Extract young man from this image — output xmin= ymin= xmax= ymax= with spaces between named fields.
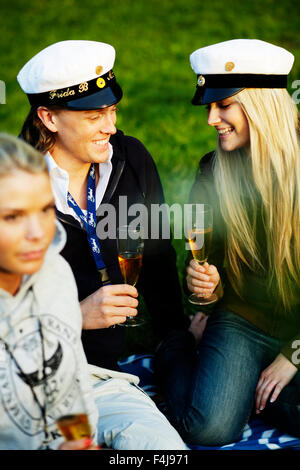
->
xmin=17 ymin=40 xmax=188 ymax=450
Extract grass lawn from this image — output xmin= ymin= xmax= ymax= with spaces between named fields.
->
xmin=0 ymin=0 xmax=299 ymax=354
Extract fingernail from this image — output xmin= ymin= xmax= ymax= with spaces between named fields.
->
xmin=84 ymin=438 xmax=92 ymax=447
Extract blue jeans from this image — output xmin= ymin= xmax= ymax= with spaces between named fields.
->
xmin=154 ymin=310 xmax=300 ymax=446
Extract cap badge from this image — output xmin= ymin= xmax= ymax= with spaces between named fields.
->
xmin=197 ymin=75 xmax=205 ymax=87
xmin=96 ymin=65 xmax=103 ymax=75
xmin=225 ymin=61 xmax=235 ymax=71
xmin=96 ymin=77 xmax=106 ymax=89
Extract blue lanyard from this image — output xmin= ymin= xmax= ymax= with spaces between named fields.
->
xmin=67 ymin=164 xmax=110 ymax=284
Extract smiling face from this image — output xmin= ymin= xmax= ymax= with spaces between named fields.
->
xmin=0 ymin=170 xmax=56 ymax=291
xmin=206 ymin=96 xmax=250 ymax=152
xmin=48 ymin=105 xmax=117 ymax=166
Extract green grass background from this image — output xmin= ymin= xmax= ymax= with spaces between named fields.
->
xmin=0 ymin=0 xmax=299 ymax=354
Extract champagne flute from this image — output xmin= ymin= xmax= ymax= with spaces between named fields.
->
xmin=56 ymin=385 xmax=92 ymax=441
xmin=187 ymin=204 xmax=218 ymax=305
xmin=117 ymin=225 xmax=144 ymax=327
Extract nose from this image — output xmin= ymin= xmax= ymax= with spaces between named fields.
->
xmin=207 ymin=104 xmax=221 ymax=127
xmin=101 ymin=112 xmax=117 ymax=135
xmin=25 ymin=215 xmax=45 ymax=240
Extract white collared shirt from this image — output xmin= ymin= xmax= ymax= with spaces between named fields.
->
xmin=45 ymin=144 xmax=113 ymax=224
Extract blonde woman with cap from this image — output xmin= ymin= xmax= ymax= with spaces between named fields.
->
xmin=17 ymin=40 xmax=188 ymax=450
xmin=155 ymin=39 xmax=300 ymax=446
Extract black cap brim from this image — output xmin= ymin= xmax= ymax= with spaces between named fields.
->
xmin=192 ymin=87 xmax=243 ymax=105
xmin=65 ymin=81 xmax=123 ymax=110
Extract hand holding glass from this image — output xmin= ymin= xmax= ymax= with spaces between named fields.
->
xmin=187 ymin=204 xmax=218 ymax=305
xmin=117 ymin=225 xmax=144 ymax=327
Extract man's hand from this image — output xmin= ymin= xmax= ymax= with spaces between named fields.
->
xmin=80 ymin=284 xmax=138 ymax=329
xmin=255 ymin=353 xmax=298 ymax=414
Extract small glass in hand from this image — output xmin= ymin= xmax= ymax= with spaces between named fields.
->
xmin=56 ymin=385 xmax=92 ymax=442
xmin=117 ymin=225 xmax=144 ymax=327
xmin=187 ymin=204 xmax=218 ymax=306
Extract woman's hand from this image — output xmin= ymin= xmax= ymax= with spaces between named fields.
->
xmin=188 ymin=311 xmax=209 ymax=345
xmin=80 ymin=284 xmax=138 ymax=329
xmin=186 ymin=260 xmax=220 ymax=298
xmin=255 ymin=353 xmax=298 ymax=414
xmin=59 ymin=437 xmax=100 ymax=450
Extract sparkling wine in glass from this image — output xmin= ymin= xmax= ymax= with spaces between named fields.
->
xmin=56 ymin=413 xmax=91 ymax=441
xmin=117 ymin=225 xmax=144 ymax=327
xmin=187 ymin=204 xmax=218 ymax=306
xmin=56 ymin=385 xmax=92 ymax=441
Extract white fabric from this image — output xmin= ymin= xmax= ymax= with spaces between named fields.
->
xmin=17 ymin=40 xmax=115 ymax=94
xmin=88 ymin=363 xmax=140 ymax=385
xmin=45 ymin=149 xmax=113 ymax=223
xmin=190 ymin=39 xmax=294 ymax=75
xmin=88 ymin=364 xmax=188 ymax=450
xmin=91 ymin=376 xmax=189 ymax=450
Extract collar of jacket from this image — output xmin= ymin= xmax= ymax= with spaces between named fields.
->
xmin=108 ymin=129 xmax=147 ymax=200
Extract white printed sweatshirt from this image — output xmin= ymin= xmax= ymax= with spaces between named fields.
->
xmin=0 ymin=221 xmax=98 ymax=450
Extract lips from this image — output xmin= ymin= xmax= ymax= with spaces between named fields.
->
xmin=18 ymin=249 xmax=45 ymax=261
xmin=217 ymin=127 xmax=234 ymax=136
xmin=93 ymin=138 xmax=110 ymax=146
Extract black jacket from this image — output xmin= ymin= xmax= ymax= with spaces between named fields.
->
xmin=56 ymin=129 xmax=187 ymax=370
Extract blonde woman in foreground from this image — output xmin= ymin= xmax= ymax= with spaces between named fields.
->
xmin=155 ymin=39 xmax=300 ymax=446
xmin=0 ymin=133 xmax=99 ymax=450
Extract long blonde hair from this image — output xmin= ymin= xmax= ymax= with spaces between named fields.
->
xmin=213 ymin=88 xmax=300 ymax=310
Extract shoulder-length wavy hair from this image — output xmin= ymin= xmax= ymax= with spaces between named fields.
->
xmin=213 ymin=88 xmax=300 ymax=311
xmin=20 ymin=106 xmax=62 ymax=153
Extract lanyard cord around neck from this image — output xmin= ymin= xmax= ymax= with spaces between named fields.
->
xmin=67 ymin=164 xmax=111 ymax=286
xmin=0 ymin=317 xmax=51 ymax=445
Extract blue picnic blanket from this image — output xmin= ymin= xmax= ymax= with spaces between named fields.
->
xmin=119 ymin=354 xmax=300 ymax=450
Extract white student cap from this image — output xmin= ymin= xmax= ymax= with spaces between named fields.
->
xmin=189 ymin=39 xmax=294 ymax=105
xmin=17 ymin=40 xmax=123 ymax=109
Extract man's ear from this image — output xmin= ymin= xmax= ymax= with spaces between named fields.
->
xmin=37 ymin=106 xmax=58 ymax=133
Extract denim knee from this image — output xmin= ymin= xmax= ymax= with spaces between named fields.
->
xmin=174 ymin=409 xmax=245 ymax=447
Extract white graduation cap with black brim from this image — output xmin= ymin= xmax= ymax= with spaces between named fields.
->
xmin=17 ymin=40 xmax=123 ymax=110
xmin=190 ymin=39 xmax=294 ymax=105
